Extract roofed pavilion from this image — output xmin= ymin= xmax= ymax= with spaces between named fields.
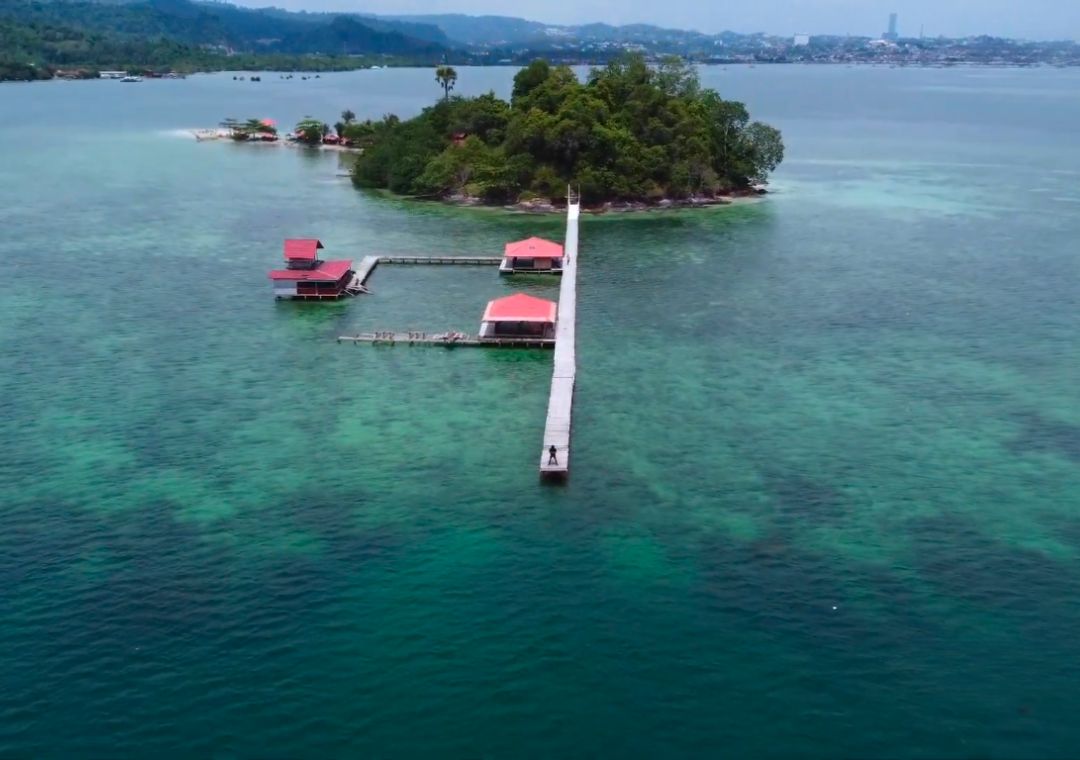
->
xmin=499 ymin=236 xmax=564 ymax=275
xmin=479 ymin=293 xmax=557 ymax=339
xmin=268 ymin=239 xmax=358 ymax=300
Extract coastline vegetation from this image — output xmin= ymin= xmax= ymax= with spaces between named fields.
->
xmin=350 ymin=55 xmax=784 ymax=207
xmin=0 ymin=14 xmax=444 ymax=82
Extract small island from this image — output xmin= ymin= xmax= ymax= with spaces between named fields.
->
xmin=351 ymin=55 xmax=785 ymax=210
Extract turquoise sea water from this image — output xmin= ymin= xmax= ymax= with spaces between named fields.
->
xmin=1 ymin=66 xmax=1079 ymax=757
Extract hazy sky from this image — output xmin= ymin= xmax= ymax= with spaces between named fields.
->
xmin=232 ymin=0 xmax=1080 ymax=40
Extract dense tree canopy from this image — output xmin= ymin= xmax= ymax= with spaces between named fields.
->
xmin=352 ymin=55 xmax=784 ymax=206
xmin=0 ymin=14 xmax=435 ymax=80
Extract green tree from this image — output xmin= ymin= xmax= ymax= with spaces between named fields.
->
xmin=743 ymin=122 xmax=785 ymax=183
xmin=341 ymin=109 xmax=356 ymax=124
xmin=654 ymin=56 xmax=700 ymax=99
xmin=449 ymin=92 xmax=511 ymax=145
xmin=294 ymin=117 xmax=326 ymax=145
xmin=245 ymin=117 xmax=275 ymax=135
xmin=517 ymin=65 xmax=578 ymax=114
xmin=416 ymin=136 xmax=501 ymax=197
xmin=353 ymin=113 xmax=442 ymax=193
xmin=435 ymin=65 xmax=456 ymax=101
xmin=342 ymin=119 xmax=377 ymax=148
xmin=511 ymin=59 xmax=551 ymax=105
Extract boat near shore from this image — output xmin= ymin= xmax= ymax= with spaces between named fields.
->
xmin=192 ymin=128 xmax=226 ymax=141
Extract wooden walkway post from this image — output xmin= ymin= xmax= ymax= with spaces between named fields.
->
xmin=539 ymin=196 xmax=580 ymax=479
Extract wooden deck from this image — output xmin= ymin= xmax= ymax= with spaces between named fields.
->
xmin=353 ymin=255 xmax=380 ymax=287
xmin=539 ymin=201 xmax=580 ymax=480
xmin=338 ymin=332 xmax=554 ymax=348
xmin=349 ymin=255 xmax=500 ymax=293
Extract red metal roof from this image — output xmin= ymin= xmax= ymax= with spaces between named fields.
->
xmin=268 ymin=259 xmax=353 ymax=282
xmin=504 ymin=237 xmax=564 ymax=259
xmin=482 ymin=293 xmax=557 ymax=323
xmin=284 ymin=239 xmax=324 ymax=261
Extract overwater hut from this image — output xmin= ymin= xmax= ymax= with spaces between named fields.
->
xmin=479 ymin=293 xmax=557 ymax=339
xmin=499 ymin=237 xmax=564 ymax=275
xmin=268 ymin=239 xmax=358 ymax=300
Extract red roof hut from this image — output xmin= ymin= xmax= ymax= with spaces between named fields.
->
xmin=479 ymin=293 xmax=557 ymax=340
xmin=500 ymin=237 xmax=564 ymax=275
xmin=268 ymin=239 xmax=357 ymax=300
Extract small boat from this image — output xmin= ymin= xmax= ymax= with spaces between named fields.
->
xmin=120 ymin=75 xmax=143 ymax=83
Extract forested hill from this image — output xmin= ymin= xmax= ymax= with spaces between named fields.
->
xmin=0 ymin=0 xmax=450 ymax=61
xmin=351 ymin=55 xmax=785 ymax=208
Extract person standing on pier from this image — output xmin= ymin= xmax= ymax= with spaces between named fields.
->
xmin=548 ymin=445 xmax=558 ymax=465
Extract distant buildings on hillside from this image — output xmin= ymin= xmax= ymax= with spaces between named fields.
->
xmin=463 ymin=14 xmax=1080 ymax=69
xmin=883 ymin=13 xmax=899 ymax=42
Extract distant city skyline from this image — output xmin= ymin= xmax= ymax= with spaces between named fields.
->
xmin=228 ymin=0 xmax=1080 ymax=41
xmin=883 ymin=12 xmax=900 ymax=41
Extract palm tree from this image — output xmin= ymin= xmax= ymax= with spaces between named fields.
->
xmin=245 ymin=118 xmax=275 ymax=135
xmin=341 ymin=109 xmax=356 ymax=125
xmin=435 ymin=65 xmax=457 ymax=101
xmin=220 ymin=117 xmax=247 ymax=141
xmin=294 ymin=117 xmax=326 ymax=145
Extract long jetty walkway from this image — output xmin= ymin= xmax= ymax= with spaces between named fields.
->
xmin=378 ymin=256 xmax=501 ymax=266
xmin=539 ymin=200 xmax=580 ymax=479
xmin=338 ymin=332 xmax=554 ymax=348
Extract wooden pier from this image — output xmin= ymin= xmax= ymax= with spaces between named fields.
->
xmin=353 ymin=255 xmax=380 ymax=288
xmin=378 ymin=256 xmax=501 ymax=265
xmin=337 ymin=332 xmax=553 ymax=348
xmin=339 ymin=210 xmax=581 ymax=480
xmin=349 ymin=255 xmax=501 ymax=293
xmin=539 ymin=199 xmax=580 ymax=480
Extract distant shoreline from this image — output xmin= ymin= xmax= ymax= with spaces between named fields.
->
xmin=5 ymin=59 xmax=1078 ymax=85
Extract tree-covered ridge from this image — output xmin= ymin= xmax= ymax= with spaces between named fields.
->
xmin=0 ymin=0 xmax=452 ymax=77
xmin=0 ymin=0 xmax=450 ymax=55
xmin=351 ymin=56 xmax=784 ymax=206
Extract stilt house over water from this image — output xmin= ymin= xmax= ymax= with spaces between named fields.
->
xmin=480 ymin=293 xmax=557 ymax=339
xmin=268 ymin=239 xmax=358 ymax=300
xmin=499 ymin=237 xmax=564 ymax=275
